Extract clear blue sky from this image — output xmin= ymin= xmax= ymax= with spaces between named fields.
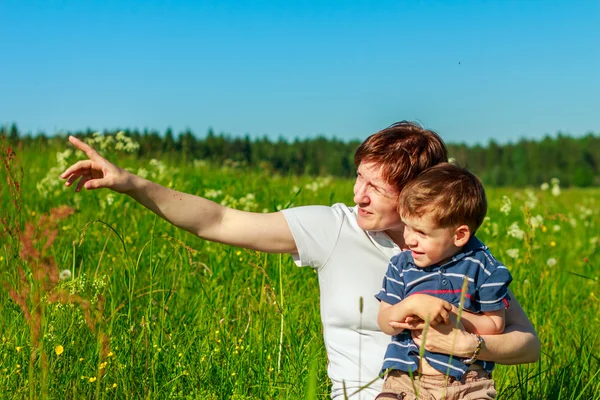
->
xmin=1 ymin=0 xmax=598 ymax=145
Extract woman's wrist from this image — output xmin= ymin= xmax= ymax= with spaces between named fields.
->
xmin=462 ymin=333 xmax=484 ymax=364
xmin=455 ymin=329 xmax=480 ymax=358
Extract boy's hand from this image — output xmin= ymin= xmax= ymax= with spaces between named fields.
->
xmin=388 ymin=295 xmax=452 ymax=329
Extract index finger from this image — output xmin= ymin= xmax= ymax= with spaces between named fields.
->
xmin=69 ymin=136 xmax=101 ymax=160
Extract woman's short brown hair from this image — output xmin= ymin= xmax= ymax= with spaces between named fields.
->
xmin=354 ymin=121 xmax=448 ymax=193
xmin=398 ymin=163 xmax=487 ymax=233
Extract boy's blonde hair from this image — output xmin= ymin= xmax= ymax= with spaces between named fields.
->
xmin=398 ymin=163 xmax=487 ymax=233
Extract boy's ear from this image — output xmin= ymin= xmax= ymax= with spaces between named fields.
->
xmin=453 ymin=225 xmax=471 ymax=247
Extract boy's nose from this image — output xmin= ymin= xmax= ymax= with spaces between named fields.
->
xmin=404 ymin=232 xmax=417 ymax=247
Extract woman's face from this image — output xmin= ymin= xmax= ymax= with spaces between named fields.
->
xmin=353 ymin=162 xmax=404 ymax=240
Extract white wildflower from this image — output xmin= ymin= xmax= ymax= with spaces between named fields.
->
xmin=524 ymin=189 xmax=538 ymax=209
xmin=540 ymin=182 xmax=549 ymax=191
xmin=578 ymin=206 xmax=593 ymax=220
xmin=305 ymin=182 xmax=319 ymax=192
xmin=506 ymin=248 xmax=520 ymax=259
xmin=220 ymin=194 xmax=238 ymax=208
xmin=106 ymin=193 xmax=115 ymax=206
xmin=205 ymin=189 xmax=223 ymax=199
xmin=56 ymin=149 xmax=73 ymax=165
xmin=507 ymin=222 xmax=525 ymax=240
xmin=500 ymin=196 xmax=511 ymax=215
xmin=546 ymin=258 xmax=557 ymax=268
xmin=529 ymin=215 xmax=543 ymax=229
xmin=551 ymin=178 xmax=561 ymax=197
xmin=553 ymin=225 xmax=561 ymax=232
xmin=305 ymin=176 xmax=333 ymax=192
xmin=137 ymin=168 xmax=149 ymax=179
xmin=149 ymin=159 xmax=168 ymax=180
xmin=239 ymin=193 xmax=257 ymax=211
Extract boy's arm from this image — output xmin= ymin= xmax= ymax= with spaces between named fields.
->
xmin=379 ymin=295 xmax=453 ymax=335
xmin=456 ymin=308 xmax=505 ymax=335
xmin=378 ymin=301 xmax=406 ymax=336
xmin=60 ymin=136 xmax=297 ymax=253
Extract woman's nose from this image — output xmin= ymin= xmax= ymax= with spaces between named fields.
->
xmin=353 ymin=182 xmax=369 ymax=204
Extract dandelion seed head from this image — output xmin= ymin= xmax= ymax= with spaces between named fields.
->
xmin=59 ymin=269 xmax=72 ymax=280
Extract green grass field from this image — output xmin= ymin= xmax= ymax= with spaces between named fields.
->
xmin=1 ymin=139 xmax=599 ymax=399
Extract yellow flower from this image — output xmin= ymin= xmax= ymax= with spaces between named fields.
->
xmin=107 ymin=351 xmax=114 ymax=357
xmin=89 ymin=377 xmax=97 ymax=383
xmin=79 ymin=357 xmax=84 ymax=361
xmin=99 ymin=362 xmax=107 ymax=369
xmin=541 ymin=225 xmax=547 ymax=232
xmin=112 ymin=383 xmax=117 ymax=388
xmin=16 ymin=346 xmax=22 ymax=352
xmin=55 ymin=345 xmax=64 ymax=356
xmin=550 ymin=241 xmax=556 ymax=247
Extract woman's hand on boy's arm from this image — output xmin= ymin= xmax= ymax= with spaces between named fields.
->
xmin=412 ymin=289 xmax=540 ymax=364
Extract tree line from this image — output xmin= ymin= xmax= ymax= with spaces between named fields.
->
xmin=2 ymin=123 xmax=598 ymax=187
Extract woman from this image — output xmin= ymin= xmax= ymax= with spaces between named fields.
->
xmin=61 ymin=121 xmax=539 ymax=399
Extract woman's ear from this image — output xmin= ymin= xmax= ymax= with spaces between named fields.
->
xmin=453 ymin=225 xmax=471 ymax=247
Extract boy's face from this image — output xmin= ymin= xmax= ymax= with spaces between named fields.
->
xmin=402 ymin=213 xmax=466 ymax=267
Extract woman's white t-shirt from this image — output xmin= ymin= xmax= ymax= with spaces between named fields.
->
xmin=282 ymin=203 xmax=401 ymax=399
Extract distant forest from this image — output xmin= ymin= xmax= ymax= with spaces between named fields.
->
xmin=3 ymin=123 xmax=599 ymax=187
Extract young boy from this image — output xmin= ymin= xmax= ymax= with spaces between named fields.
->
xmin=375 ymin=162 xmax=512 ymax=400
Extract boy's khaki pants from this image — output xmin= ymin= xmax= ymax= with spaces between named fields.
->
xmin=376 ymin=368 xmax=496 ymax=400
